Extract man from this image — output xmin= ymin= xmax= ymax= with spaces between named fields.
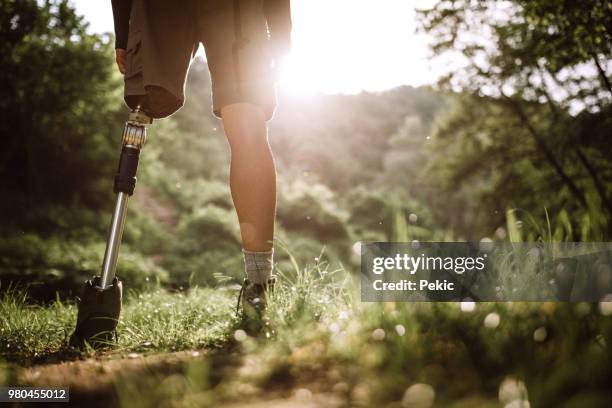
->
xmin=111 ymin=0 xmax=291 ymax=318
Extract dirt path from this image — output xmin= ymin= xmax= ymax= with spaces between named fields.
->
xmin=11 ymin=350 xmax=347 ymax=407
xmin=17 ymin=350 xmax=203 ymax=392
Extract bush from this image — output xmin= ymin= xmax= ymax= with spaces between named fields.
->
xmin=277 ymin=180 xmax=349 ymax=242
xmin=0 ymin=234 xmax=168 ymax=301
xmin=160 ymin=205 xmax=242 ymax=286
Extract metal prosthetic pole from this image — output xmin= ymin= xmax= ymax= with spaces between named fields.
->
xmin=69 ymin=107 xmax=152 ymax=349
xmin=99 ymin=107 xmax=151 ymax=289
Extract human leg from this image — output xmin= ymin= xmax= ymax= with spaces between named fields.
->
xmin=198 ymin=1 xmax=278 ymax=283
xmin=221 ymin=103 xmax=276 ymax=255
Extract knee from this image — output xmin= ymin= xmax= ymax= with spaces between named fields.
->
xmin=222 ymin=103 xmax=269 ymax=150
xmin=227 ymin=130 xmax=270 ymax=158
xmin=224 ymin=120 xmax=270 ymax=153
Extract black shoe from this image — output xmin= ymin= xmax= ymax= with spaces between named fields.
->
xmin=236 ymin=277 xmax=275 ymax=333
xmin=69 ymin=277 xmax=122 ymax=350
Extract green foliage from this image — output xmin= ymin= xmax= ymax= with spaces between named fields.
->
xmin=162 ymin=205 xmax=243 ymax=287
xmin=505 ymin=209 xmax=523 ymax=242
xmin=417 ymin=0 xmax=611 ymax=109
xmin=0 ymin=0 xmax=124 ymax=219
xmin=417 ymin=0 xmax=612 ymax=238
xmin=0 ymin=234 xmax=168 ymax=300
xmin=345 ymin=186 xmax=435 ymax=242
xmin=277 ymin=179 xmax=349 ymax=242
xmin=271 ymin=86 xmax=444 ymax=191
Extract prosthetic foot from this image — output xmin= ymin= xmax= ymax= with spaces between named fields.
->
xmin=69 ymin=277 xmax=122 ymax=349
xmin=69 ymin=107 xmax=152 ymax=349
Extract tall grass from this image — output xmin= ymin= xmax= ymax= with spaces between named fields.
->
xmin=0 ymin=289 xmax=73 ymax=361
xmin=0 ymin=286 xmax=236 ymax=362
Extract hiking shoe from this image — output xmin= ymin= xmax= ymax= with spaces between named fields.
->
xmin=69 ymin=277 xmax=122 ymax=349
xmin=236 ymin=277 xmax=276 ymax=320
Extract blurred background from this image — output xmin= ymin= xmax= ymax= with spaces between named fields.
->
xmin=1 ymin=0 xmax=611 ymax=301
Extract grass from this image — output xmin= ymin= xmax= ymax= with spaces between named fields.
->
xmin=1 ymin=250 xmax=612 ymax=407
xmin=0 ymin=287 xmax=236 ymax=363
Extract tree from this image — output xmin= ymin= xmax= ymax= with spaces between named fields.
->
xmin=0 ymin=0 xmax=124 ymax=229
xmin=417 ymin=0 xmax=612 ymax=235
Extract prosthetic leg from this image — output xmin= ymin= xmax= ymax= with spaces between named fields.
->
xmin=69 ymin=106 xmax=152 ymax=349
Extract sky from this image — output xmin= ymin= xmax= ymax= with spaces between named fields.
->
xmin=71 ymin=0 xmax=439 ymax=95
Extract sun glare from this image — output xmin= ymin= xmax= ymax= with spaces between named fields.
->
xmin=277 ymin=54 xmax=319 ymax=96
xmin=276 ymin=0 xmax=438 ymax=95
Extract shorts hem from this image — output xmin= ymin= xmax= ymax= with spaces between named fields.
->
xmin=212 ymin=83 xmax=277 ymax=121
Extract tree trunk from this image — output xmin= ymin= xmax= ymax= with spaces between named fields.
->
xmin=501 ymin=95 xmax=587 ymax=209
xmin=575 ymin=148 xmax=612 ymax=218
xmin=537 ymin=75 xmax=612 ymax=219
xmin=592 ymin=54 xmax=612 ymax=96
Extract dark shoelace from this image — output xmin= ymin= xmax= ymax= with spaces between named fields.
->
xmin=236 ymin=279 xmax=249 ymax=316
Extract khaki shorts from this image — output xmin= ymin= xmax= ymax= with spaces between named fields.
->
xmin=124 ymin=0 xmax=277 ymax=120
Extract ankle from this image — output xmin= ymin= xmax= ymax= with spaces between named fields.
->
xmin=243 ymin=248 xmax=273 ymax=284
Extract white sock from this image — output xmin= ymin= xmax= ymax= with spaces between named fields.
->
xmin=243 ymin=249 xmax=273 ymax=284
